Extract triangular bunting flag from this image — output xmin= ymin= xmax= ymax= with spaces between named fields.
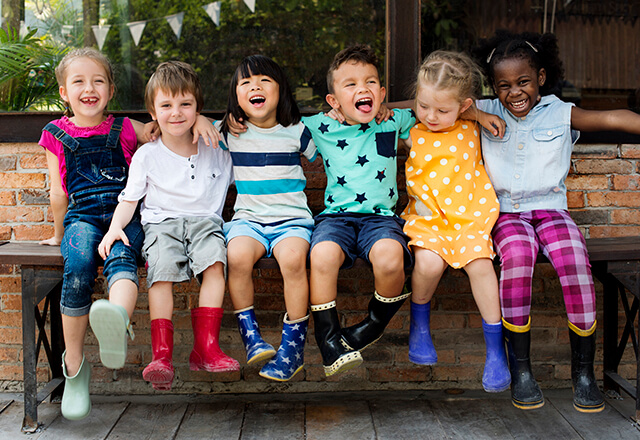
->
xmin=243 ymin=0 xmax=256 ymax=13
xmin=165 ymin=12 xmax=185 ymax=40
xmin=91 ymin=24 xmax=111 ymax=50
xmin=203 ymin=2 xmax=222 ymax=26
xmin=127 ymin=20 xmax=147 ymax=46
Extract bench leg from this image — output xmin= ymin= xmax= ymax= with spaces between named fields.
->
xmin=21 ymin=268 xmax=40 ymax=433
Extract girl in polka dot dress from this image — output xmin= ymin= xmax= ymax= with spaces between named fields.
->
xmin=401 ymin=51 xmax=511 ymax=393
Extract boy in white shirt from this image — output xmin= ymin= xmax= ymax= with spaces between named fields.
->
xmin=99 ymin=61 xmax=237 ymax=391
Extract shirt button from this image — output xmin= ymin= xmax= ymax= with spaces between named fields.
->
xmin=518 ymin=144 xmax=524 ymax=150
xmin=515 ymin=174 xmax=520 ymax=179
xmin=514 ymin=203 xmax=520 ymax=209
xmin=547 ymin=130 xmax=553 ymax=136
xmin=191 ymin=175 xmax=195 ymax=179
xmin=191 ymin=164 xmax=194 ymax=168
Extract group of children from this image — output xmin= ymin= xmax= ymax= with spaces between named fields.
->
xmin=39 ymin=29 xmax=640 ymax=421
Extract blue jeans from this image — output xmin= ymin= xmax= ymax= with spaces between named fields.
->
xmin=60 ymin=191 xmax=143 ymax=317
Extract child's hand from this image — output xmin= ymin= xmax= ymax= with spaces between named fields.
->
xmin=478 ymin=112 xmax=506 ymax=138
xmin=192 ymin=115 xmax=221 ymax=147
xmin=226 ymin=114 xmax=247 ymax=137
xmin=143 ymin=121 xmax=160 ymax=143
xmin=39 ymin=236 xmax=61 ymax=246
xmin=375 ymin=105 xmax=394 ymax=123
xmin=98 ymin=229 xmax=129 ymax=260
xmin=325 ymin=108 xmax=346 ymax=123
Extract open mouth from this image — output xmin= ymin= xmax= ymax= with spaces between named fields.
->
xmin=80 ymin=97 xmax=98 ymax=104
xmin=355 ymin=97 xmax=373 ymax=113
xmin=509 ymin=98 xmax=529 ymax=113
xmin=249 ymin=95 xmax=266 ymax=106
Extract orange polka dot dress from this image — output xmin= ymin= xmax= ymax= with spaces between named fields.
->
xmin=401 ymin=120 xmax=499 ymax=268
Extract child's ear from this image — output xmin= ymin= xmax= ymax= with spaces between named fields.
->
xmin=326 ymin=93 xmax=340 ymax=110
xmin=109 ymin=84 xmax=115 ymax=100
xmin=459 ymin=98 xmax=474 ymax=115
xmin=538 ymin=68 xmax=546 ymax=86
xmin=380 ymin=86 xmax=386 ymax=102
xmin=59 ymin=85 xmax=68 ymax=102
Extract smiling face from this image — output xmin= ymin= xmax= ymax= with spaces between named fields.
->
xmin=326 ymin=61 xmax=386 ymax=125
xmin=235 ymin=74 xmax=280 ymax=128
xmin=493 ymin=57 xmax=546 ymax=118
xmin=415 ymin=84 xmax=472 ymax=132
xmin=151 ymin=89 xmax=197 ymax=144
xmin=59 ymin=57 xmax=114 ymax=127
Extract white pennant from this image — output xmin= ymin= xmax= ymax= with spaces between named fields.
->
xmin=243 ymin=0 xmax=256 ymax=13
xmin=203 ymin=2 xmax=222 ymax=26
xmin=91 ymin=25 xmax=111 ymax=50
xmin=165 ymin=12 xmax=184 ymax=40
xmin=127 ymin=20 xmax=147 ymax=46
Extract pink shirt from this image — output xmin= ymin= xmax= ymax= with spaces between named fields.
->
xmin=39 ymin=115 xmax=138 ymax=195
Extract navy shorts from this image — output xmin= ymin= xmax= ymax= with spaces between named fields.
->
xmin=310 ymin=213 xmax=413 ymax=269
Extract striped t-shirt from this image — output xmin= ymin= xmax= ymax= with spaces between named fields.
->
xmin=218 ymin=121 xmax=317 ymax=224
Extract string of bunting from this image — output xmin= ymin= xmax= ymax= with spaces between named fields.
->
xmin=87 ymin=0 xmax=255 ymax=50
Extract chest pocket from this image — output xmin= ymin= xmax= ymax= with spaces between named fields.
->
xmin=533 ymin=126 xmax=564 ymax=152
xmin=481 ymin=126 xmax=511 ymax=153
xmin=71 ymin=141 xmax=121 ymax=184
xmin=375 ymin=131 xmax=397 ymax=158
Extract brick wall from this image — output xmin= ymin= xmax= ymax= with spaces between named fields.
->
xmin=0 ymin=140 xmax=637 ymax=395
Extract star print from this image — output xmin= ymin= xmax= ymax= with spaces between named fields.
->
xmin=338 ymin=207 xmax=346 ymax=213
xmin=373 ymin=207 xmax=381 ymax=214
xmin=291 ymin=324 xmax=300 ymax=331
xmin=356 ymin=155 xmax=369 ymax=167
xmin=319 ymin=122 xmax=329 ymax=133
xmin=245 ymin=329 xmax=255 ymax=337
xmin=287 ymin=340 xmax=298 ymax=347
xmin=410 ymin=109 xmax=416 ymax=118
xmin=295 ymin=352 xmax=302 ymax=360
xmin=359 ymin=123 xmax=370 ymax=132
xmin=375 ymin=170 xmax=386 ymax=182
xmin=327 ymin=194 xmax=334 ymax=204
xmin=337 ymin=176 xmax=347 ymax=186
xmin=282 ymin=356 xmax=291 ymax=364
xmin=355 ymin=193 xmax=367 ymax=204
xmin=337 ymin=139 xmax=348 ymax=150
xmin=325 ymin=158 xmax=330 ymax=168
xmin=388 ymin=115 xmax=396 ymax=123
xmin=389 ymin=188 xmax=395 ymax=198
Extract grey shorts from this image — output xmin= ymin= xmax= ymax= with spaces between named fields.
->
xmin=143 ymin=216 xmax=227 ymax=287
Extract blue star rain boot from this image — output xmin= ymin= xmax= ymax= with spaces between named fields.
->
xmin=235 ymin=306 xmax=276 ymax=365
xmin=260 ymin=313 xmax=309 ymax=381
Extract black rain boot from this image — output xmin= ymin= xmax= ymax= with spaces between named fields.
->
xmin=503 ymin=318 xmax=544 ymax=410
xmin=569 ymin=321 xmax=605 ymax=413
xmin=311 ymin=301 xmax=363 ymax=376
xmin=341 ymin=290 xmax=411 ymax=351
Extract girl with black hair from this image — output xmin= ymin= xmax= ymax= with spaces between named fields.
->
xmin=219 ymin=55 xmax=317 ymax=381
xmin=474 ymin=30 xmax=640 ymax=413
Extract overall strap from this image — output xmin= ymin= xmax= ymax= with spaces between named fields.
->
xmin=43 ymin=122 xmax=80 ymax=151
xmin=106 ymin=117 xmax=125 ymax=148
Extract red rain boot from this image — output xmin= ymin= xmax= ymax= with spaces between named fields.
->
xmin=142 ymin=319 xmax=175 ymax=390
xmin=189 ymin=307 xmax=240 ymax=373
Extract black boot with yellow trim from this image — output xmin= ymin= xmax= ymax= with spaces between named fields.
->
xmin=503 ymin=317 xmax=544 ymax=410
xmin=569 ymin=320 xmax=605 ymax=413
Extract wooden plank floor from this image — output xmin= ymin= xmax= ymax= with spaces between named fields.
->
xmin=1 ymin=389 xmax=639 ymax=439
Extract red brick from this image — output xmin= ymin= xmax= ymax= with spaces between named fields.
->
xmin=19 ymin=154 xmax=47 ymax=169
xmin=586 ymin=191 xmax=640 ymax=208
xmin=1 ymin=143 xmax=41 ymax=154
xmin=621 ymin=144 xmax=640 ymax=158
xmin=368 ymin=365 xmax=431 ymax=382
xmin=567 ymin=191 xmax=585 ymax=208
xmin=0 ymin=277 xmax=21 ymax=294
xmin=0 ymin=206 xmax=44 ymax=222
xmin=574 ymin=159 xmax=633 ymax=175
xmin=0 ymin=225 xmax=11 ymax=240
xmin=0 ymin=191 xmax=16 ymax=206
xmin=1 ymin=293 xmax=21 ymax=311
xmin=589 ymin=225 xmax=640 ymax=238
xmin=0 ymin=347 xmax=19 ymax=362
xmin=565 ymin=175 xmax=609 ymax=190
xmin=13 ymin=224 xmax=53 ymax=241
xmin=0 ymin=172 xmax=46 ymax=189
xmin=610 ymin=209 xmax=640 ymax=224
xmin=0 ymin=310 xmax=22 ymax=326
xmin=612 ymin=175 xmax=640 ymax=191
xmin=572 ymin=144 xmax=618 ymax=159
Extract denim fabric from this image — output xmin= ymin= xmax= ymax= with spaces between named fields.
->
xmin=44 ymin=119 xmax=143 ymax=317
xmin=477 ymin=95 xmax=579 ymax=213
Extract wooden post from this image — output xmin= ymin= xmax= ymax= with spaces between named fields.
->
xmin=386 ymin=0 xmax=421 ymax=102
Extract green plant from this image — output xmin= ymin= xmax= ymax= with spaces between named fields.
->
xmin=0 ymin=27 xmax=68 ymax=111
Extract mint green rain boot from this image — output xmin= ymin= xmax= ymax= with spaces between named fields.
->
xmin=61 ymin=351 xmax=91 ymax=420
xmin=89 ymin=299 xmax=134 ymax=369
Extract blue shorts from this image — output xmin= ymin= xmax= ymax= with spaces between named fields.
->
xmin=223 ymin=218 xmax=314 ymax=257
xmin=311 ymin=213 xmax=412 ymax=269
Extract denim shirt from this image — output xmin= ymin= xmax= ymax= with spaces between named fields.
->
xmin=477 ymin=95 xmax=579 ymax=213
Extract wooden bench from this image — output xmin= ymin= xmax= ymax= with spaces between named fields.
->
xmin=1 ymin=236 xmax=639 ymax=432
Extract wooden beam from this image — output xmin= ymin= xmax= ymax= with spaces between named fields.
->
xmin=385 ymin=0 xmax=421 ymax=102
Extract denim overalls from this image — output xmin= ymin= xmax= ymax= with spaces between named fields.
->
xmin=44 ymin=118 xmax=143 ymax=317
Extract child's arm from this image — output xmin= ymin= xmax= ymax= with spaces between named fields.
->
xmin=130 ymin=119 xmax=158 ymax=145
xmin=40 ymin=150 xmax=68 ymax=246
xmin=192 ymin=114 xmax=222 ymax=146
xmin=460 ymin=104 xmax=505 ymax=138
xmin=97 ymin=200 xmax=138 ymax=259
xmin=571 ymin=107 xmax=640 ymax=134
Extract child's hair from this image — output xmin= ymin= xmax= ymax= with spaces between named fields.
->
xmin=55 ymin=47 xmax=115 ymax=117
xmin=144 ymin=60 xmax=204 ymax=114
xmin=415 ymin=50 xmax=483 ymax=103
xmin=474 ymin=29 xmax=564 ymax=96
xmin=326 ymin=44 xmax=379 ymax=94
xmin=221 ymin=55 xmax=300 ymax=133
